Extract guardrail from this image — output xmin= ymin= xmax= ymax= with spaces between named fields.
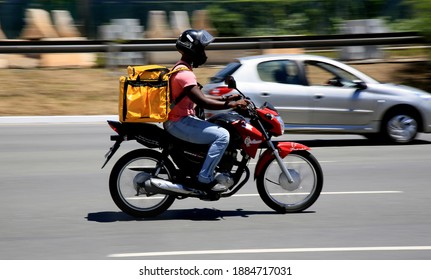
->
xmin=0 ymin=32 xmax=425 ymax=54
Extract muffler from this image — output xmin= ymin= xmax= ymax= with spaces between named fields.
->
xmin=145 ymin=178 xmax=196 ymax=195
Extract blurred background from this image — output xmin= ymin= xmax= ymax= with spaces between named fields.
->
xmin=1 ymin=2 xmax=431 ymax=263
xmin=0 ymin=0 xmax=430 ymax=115
xmin=1 ymin=0 xmax=430 ymax=39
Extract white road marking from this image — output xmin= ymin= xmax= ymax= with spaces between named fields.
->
xmin=321 ymin=190 xmax=403 ymax=195
xmin=108 ymin=245 xmax=431 ymax=258
xmin=110 ymin=190 xmax=406 ymax=258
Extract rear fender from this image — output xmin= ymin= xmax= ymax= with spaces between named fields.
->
xmin=108 ymin=121 xmax=167 ymax=148
xmin=254 ymin=142 xmax=310 ymax=180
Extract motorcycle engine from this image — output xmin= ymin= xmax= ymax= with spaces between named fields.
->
xmin=218 ymin=149 xmax=237 ymax=172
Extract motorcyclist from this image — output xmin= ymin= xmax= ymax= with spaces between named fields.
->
xmin=164 ymin=29 xmax=249 ymax=192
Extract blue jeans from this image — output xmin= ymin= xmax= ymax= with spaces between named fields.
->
xmin=164 ymin=116 xmax=230 ymax=184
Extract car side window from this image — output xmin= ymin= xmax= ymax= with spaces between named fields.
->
xmin=304 ymin=60 xmax=359 ymax=87
xmin=257 ymin=60 xmax=301 ymax=85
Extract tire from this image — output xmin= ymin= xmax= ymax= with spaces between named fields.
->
xmin=381 ymin=110 xmax=419 ymax=144
xmin=109 ymin=149 xmax=176 ymax=218
xmin=257 ymin=150 xmax=323 ymax=213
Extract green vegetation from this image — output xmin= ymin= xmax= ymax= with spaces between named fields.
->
xmin=409 ymin=0 xmax=431 ymax=40
xmin=206 ymin=0 xmax=414 ymax=36
xmin=1 ymin=0 xmax=430 ymax=39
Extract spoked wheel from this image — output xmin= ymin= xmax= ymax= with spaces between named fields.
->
xmin=257 ymin=150 xmax=323 ymax=213
xmin=109 ymin=149 xmax=176 ymax=218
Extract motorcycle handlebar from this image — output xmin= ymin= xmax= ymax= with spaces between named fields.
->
xmin=231 ymin=97 xmax=257 ymax=118
xmin=225 ymin=75 xmax=259 ymax=115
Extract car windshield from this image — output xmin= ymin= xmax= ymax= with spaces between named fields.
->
xmin=210 ymin=62 xmax=242 ymax=83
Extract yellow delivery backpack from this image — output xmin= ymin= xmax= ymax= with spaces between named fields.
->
xmin=119 ymin=65 xmax=189 ymax=123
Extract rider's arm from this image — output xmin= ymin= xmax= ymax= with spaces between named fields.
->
xmin=186 ymin=85 xmax=247 ymax=110
xmin=207 ymin=94 xmax=224 ymax=101
xmin=207 ymin=93 xmax=241 ymax=102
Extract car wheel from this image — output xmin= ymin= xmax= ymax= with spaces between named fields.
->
xmin=382 ymin=111 xmax=418 ymax=144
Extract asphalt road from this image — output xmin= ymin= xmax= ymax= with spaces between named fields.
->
xmin=1 ymin=121 xmax=431 ymax=260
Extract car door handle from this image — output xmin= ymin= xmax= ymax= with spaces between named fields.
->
xmin=261 ymin=92 xmax=270 ymax=97
xmin=314 ymin=93 xmax=324 ymax=99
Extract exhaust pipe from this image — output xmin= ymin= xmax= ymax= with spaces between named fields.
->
xmin=146 ymin=178 xmax=196 ymax=195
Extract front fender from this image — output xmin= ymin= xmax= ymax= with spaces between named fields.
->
xmin=254 ymin=142 xmax=310 ymax=180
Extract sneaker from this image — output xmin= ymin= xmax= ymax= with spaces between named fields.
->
xmin=215 ymin=172 xmax=234 ymax=188
xmin=210 ymin=183 xmax=229 ymax=192
xmin=194 ymin=180 xmax=227 ymax=193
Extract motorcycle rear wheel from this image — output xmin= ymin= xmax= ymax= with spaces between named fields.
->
xmin=257 ymin=150 xmax=323 ymax=213
xmin=109 ymin=149 xmax=176 ymax=218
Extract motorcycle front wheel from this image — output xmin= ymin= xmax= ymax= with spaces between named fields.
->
xmin=257 ymin=150 xmax=323 ymax=213
xmin=109 ymin=149 xmax=176 ymax=218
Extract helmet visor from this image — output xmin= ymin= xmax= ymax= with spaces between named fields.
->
xmin=198 ymin=30 xmax=215 ymax=47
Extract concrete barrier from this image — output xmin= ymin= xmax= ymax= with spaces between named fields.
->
xmin=20 ymin=9 xmax=58 ymax=39
xmin=52 ymin=10 xmax=81 ymax=37
xmin=0 ymin=22 xmax=7 ymax=68
xmin=192 ymin=10 xmax=217 ymax=36
xmin=0 ymin=22 xmax=6 ymax=40
xmin=16 ymin=9 xmax=97 ymax=68
xmin=146 ymin=11 xmax=173 ymax=38
xmin=98 ymin=18 xmax=146 ymax=66
xmin=146 ymin=11 xmax=177 ymax=64
xmin=40 ymin=10 xmax=97 ymax=68
xmin=39 ymin=38 xmax=97 ymax=68
xmin=1 ymin=53 xmax=39 ymax=68
xmin=0 ymin=56 xmax=7 ymax=68
xmin=339 ymin=19 xmax=388 ymax=60
xmin=170 ymin=11 xmax=191 ymax=36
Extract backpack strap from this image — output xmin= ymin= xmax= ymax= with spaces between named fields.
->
xmin=168 ymin=64 xmax=192 ymax=110
xmin=170 ymin=87 xmax=189 ymax=109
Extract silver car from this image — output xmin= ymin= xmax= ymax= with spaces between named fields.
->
xmin=202 ymin=54 xmax=431 ymax=144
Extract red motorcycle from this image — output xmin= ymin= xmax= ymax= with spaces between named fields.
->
xmin=102 ymin=76 xmax=323 ymax=218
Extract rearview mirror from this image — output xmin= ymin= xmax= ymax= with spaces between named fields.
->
xmin=225 ymin=76 xmax=237 ymax=89
xmin=353 ymin=80 xmax=367 ymax=90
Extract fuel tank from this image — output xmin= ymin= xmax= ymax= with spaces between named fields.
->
xmin=208 ymin=112 xmax=264 ymax=158
xmin=207 ymin=112 xmax=245 ymax=145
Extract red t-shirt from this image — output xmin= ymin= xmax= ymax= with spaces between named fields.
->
xmin=168 ymin=62 xmax=197 ymax=121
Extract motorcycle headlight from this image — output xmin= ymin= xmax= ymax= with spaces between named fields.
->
xmin=275 ymin=115 xmax=285 ymax=136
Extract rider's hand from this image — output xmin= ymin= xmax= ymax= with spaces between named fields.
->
xmin=222 ymin=93 xmax=242 ymax=102
xmin=231 ymin=98 xmax=250 ymax=109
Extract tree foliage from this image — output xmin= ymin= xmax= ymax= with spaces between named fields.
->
xmin=408 ymin=0 xmax=431 ymax=39
xmin=1 ymin=0 xmax=430 ymax=40
xmin=207 ymin=0 xmax=419 ymax=36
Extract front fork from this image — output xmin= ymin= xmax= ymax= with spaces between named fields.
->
xmin=254 ymin=141 xmax=311 ymax=180
xmin=266 ymin=141 xmax=295 ymax=183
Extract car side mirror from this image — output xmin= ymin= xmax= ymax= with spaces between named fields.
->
xmin=328 ymin=78 xmax=343 ymax=87
xmin=353 ymin=80 xmax=367 ymax=90
xmin=225 ymin=76 xmax=237 ymax=89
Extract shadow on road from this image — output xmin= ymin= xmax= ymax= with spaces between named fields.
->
xmin=86 ymin=208 xmax=313 ymax=222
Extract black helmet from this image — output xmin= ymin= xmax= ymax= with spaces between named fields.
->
xmin=176 ymin=29 xmax=214 ymax=68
